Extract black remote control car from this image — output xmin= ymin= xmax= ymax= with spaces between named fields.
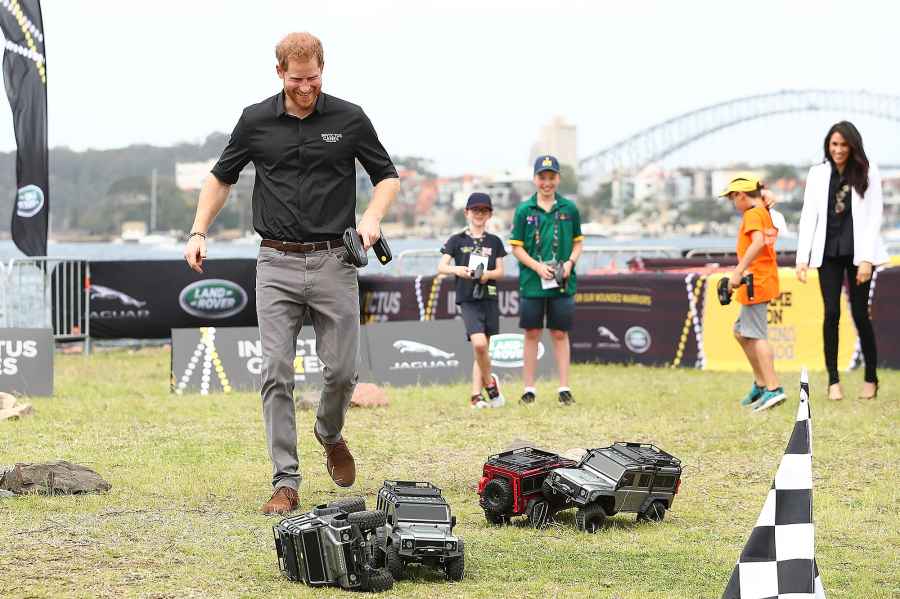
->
xmin=542 ymin=442 xmax=682 ymax=533
xmin=374 ymin=480 xmax=465 ymax=582
xmin=273 ymin=497 xmax=394 ymax=592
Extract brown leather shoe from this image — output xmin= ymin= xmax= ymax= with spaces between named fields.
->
xmin=261 ymin=486 xmax=299 ymax=515
xmin=314 ymin=428 xmax=356 ymax=488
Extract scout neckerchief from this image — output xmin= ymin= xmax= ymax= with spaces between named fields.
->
xmin=466 ymin=228 xmax=486 ymax=257
xmin=530 ymin=197 xmax=561 ymax=262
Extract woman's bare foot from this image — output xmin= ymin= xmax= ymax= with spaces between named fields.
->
xmin=828 ymin=383 xmax=844 ymax=401
xmin=858 ymin=381 xmax=878 ymax=400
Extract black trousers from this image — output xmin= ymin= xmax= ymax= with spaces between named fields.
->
xmin=817 ymin=255 xmax=878 ymax=385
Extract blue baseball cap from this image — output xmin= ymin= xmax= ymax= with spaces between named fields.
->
xmin=465 ymin=192 xmax=493 ymax=210
xmin=534 ymin=155 xmax=560 ymax=175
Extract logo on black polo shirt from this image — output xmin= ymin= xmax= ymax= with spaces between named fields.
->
xmin=321 ymin=133 xmax=343 ymax=143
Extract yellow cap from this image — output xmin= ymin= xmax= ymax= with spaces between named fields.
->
xmin=719 ymin=173 xmax=761 ymax=197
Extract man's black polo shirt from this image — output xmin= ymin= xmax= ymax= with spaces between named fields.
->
xmin=212 ymin=92 xmax=398 ymax=242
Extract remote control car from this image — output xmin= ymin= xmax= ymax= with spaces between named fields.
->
xmin=273 ymin=497 xmax=394 ymax=592
xmin=542 ymin=442 xmax=682 ymax=533
xmin=477 ymin=447 xmax=577 ymax=528
xmin=374 ymin=480 xmax=465 ymax=582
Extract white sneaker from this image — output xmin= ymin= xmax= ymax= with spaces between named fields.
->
xmin=485 ymin=373 xmax=506 ymax=408
xmin=470 ymin=394 xmax=489 ymax=409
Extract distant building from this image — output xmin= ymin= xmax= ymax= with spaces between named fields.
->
xmin=530 ymin=116 xmax=577 ymax=172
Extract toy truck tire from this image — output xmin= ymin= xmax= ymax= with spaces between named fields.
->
xmin=481 ymin=478 xmax=513 ymax=513
xmin=361 ymin=567 xmax=394 ymax=593
xmin=328 ymin=496 xmax=367 ymax=514
xmin=385 ymin=542 xmax=404 ymax=580
xmin=575 ymin=502 xmax=607 ymax=533
xmin=525 ymin=498 xmax=550 ymax=528
xmin=348 ymin=509 xmax=387 ymax=532
xmin=483 ymin=509 xmax=507 ymax=525
xmin=444 ymin=539 xmax=465 ymax=581
xmin=638 ymin=500 xmax=667 ymax=523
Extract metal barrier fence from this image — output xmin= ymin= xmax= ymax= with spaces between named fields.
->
xmin=0 ymin=257 xmax=90 ymax=352
xmin=396 ymin=245 xmax=680 ymax=276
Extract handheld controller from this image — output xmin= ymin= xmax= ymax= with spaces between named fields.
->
xmin=471 ymin=263 xmax=486 ymax=300
xmin=342 ymin=228 xmax=393 ymax=268
xmin=717 ymin=273 xmax=755 ymax=306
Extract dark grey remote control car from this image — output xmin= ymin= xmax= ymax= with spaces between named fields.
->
xmin=542 ymin=442 xmax=682 ymax=533
xmin=374 ymin=480 xmax=465 ymax=581
xmin=273 ymin=497 xmax=394 ymax=592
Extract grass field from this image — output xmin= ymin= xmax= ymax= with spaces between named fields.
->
xmin=1 ymin=347 xmax=897 ymax=598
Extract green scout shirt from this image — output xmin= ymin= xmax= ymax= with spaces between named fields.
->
xmin=509 ymin=193 xmax=583 ymax=298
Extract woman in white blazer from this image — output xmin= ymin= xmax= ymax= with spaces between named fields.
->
xmin=796 ymin=121 xmax=887 ymax=400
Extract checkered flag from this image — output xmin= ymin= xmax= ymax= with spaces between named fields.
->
xmin=722 ymin=369 xmax=826 ymax=599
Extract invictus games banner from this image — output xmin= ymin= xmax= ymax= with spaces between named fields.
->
xmin=702 ymin=268 xmax=857 ymax=371
xmin=171 ymin=319 xmax=554 ymax=392
xmin=171 ymin=326 xmax=373 ymax=394
xmin=0 ymin=328 xmax=52 ymax=396
xmin=569 ymin=273 xmax=705 ymax=367
xmin=0 ymin=0 xmax=48 ymax=256
xmin=88 ymin=260 xmax=258 ymax=339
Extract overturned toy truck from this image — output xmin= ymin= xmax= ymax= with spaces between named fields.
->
xmin=273 ymin=497 xmax=394 ymax=592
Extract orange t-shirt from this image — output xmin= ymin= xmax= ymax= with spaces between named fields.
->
xmin=736 ymin=206 xmax=779 ymax=305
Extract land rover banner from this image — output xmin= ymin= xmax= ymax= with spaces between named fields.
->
xmin=0 ymin=0 xmax=48 ymax=257
xmin=0 ymin=328 xmax=53 ymax=396
xmin=85 ymin=260 xmax=258 ymax=339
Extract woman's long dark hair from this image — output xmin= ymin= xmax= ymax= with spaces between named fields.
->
xmin=823 ymin=121 xmax=869 ymax=197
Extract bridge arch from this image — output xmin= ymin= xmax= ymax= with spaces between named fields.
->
xmin=579 ymin=90 xmax=900 ymax=192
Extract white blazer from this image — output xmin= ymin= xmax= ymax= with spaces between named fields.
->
xmin=796 ymin=162 xmax=888 ymax=268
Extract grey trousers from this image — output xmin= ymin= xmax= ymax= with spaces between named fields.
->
xmin=256 ymin=245 xmax=360 ymax=491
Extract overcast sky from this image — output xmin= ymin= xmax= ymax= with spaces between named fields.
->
xmin=3 ymin=0 xmax=900 ymax=176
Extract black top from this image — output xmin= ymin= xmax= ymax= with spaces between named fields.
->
xmin=212 ymin=92 xmax=398 ymax=242
xmin=440 ymin=230 xmax=507 ymax=303
xmin=824 ymin=164 xmax=854 ymax=258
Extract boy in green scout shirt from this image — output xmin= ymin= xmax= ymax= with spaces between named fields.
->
xmin=509 ymin=155 xmax=584 ymax=406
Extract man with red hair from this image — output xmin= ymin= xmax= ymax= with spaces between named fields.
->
xmin=184 ymin=32 xmax=399 ymax=515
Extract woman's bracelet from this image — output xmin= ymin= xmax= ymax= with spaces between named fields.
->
xmin=188 ymin=232 xmax=207 ymax=240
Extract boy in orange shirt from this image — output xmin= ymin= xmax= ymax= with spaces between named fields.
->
xmin=721 ymin=174 xmax=785 ymax=412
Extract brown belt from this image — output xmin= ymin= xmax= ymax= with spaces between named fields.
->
xmin=260 ymin=238 xmax=344 ymax=253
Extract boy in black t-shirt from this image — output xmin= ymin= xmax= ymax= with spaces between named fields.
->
xmin=438 ymin=193 xmax=508 ymax=408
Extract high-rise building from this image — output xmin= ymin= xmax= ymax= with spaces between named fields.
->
xmin=530 ymin=116 xmax=577 ymax=172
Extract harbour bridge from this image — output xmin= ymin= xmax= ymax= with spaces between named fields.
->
xmin=579 ymin=89 xmax=900 ymax=194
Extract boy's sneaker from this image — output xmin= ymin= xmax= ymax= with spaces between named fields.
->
xmin=752 ymin=388 xmax=786 ymax=413
xmin=520 ymin=391 xmax=536 ymax=405
xmin=470 ymin=393 xmax=488 ymax=409
xmin=558 ymin=390 xmax=575 ymax=406
xmin=740 ymin=383 xmax=764 ymax=407
xmin=484 ymin=373 xmax=505 ymax=408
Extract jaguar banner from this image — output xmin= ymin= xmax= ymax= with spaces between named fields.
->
xmin=0 ymin=0 xmax=48 ymax=256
